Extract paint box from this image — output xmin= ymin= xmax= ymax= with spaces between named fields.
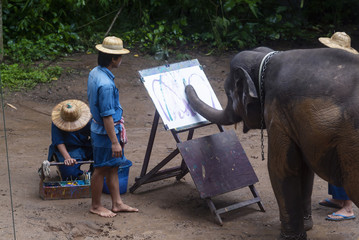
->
xmin=39 ymin=179 xmax=91 ymax=200
xmin=103 ymin=160 xmax=132 ymax=194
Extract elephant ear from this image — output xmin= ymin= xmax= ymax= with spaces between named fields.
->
xmin=236 ymin=67 xmax=259 ymax=112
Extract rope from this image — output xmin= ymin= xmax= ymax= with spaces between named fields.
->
xmin=0 ymin=72 xmax=17 ymax=239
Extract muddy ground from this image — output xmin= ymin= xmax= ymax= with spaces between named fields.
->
xmin=0 ymin=44 xmax=358 ymax=240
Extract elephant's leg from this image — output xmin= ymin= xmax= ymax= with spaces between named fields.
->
xmin=301 ymin=160 xmax=314 ymax=231
xmin=267 ymin=129 xmax=308 ymax=240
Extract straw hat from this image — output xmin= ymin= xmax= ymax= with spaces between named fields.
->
xmin=95 ymin=36 xmax=130 ymax=55
xmin=52 ymin=99 xmax=92 ymax=132
xmin=318 ymin=32 xmax=358 ymax=54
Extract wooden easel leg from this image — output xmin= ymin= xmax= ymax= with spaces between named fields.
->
xmin=174 ymin=128 xmax=194 ymax=180
xmin=176 ymin=160 xmax=189 ymax=180
xmin=217 ymin=124 xmax=225 ymax=132
xmin=206 ymin=198 xmax=223 ymax=226
xmin=130 ymin=111 xmax=160 ymax=193
xmin=140 ymin=111 xmax=160 ymax=177
xmin=249 ymin=185 xmax=265 ymax=212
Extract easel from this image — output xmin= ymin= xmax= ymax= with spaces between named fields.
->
xmin=129 ymin=110 xmax=223 ymax=192
xmin=130 ymin=60 xmax=264 ymax=224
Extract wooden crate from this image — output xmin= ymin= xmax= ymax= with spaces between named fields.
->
xmin=39 ymin=179 xmax=91 ymax=200
xmin=38 ymin=160 xmax=93 ymax=200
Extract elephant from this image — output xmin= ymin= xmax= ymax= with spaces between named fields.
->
xmin=185 ymin=47 xmax=359 ymax=240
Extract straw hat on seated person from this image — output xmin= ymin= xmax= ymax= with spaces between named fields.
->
xmin=318 ymin=32 xmax=358 ymax=54
xmin=52 ymin=99 xmax=92 ymax=132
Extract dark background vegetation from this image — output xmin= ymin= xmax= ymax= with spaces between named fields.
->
xmin=1 ymin=0 xmax=359 ymax=90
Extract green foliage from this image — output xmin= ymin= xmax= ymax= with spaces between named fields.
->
xmin=4 ymin=0 xmax=359 ymax=61
xmin=122 ymin=16 xmax=189 ymax=56
xmin=0 ymin=64 xmax=63 ymax=91
xmin=2 ymin=0 xmax=359 ymax=90
xmin=118 ymin=0 xmax=264 ymax=53
xmin=6 ymin=31 xmax=83 ymax=64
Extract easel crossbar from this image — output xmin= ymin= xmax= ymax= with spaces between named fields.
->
xmin=138 ymin=167 xmax=183 ymax=184
xmin=210 ymin=197 xmax=262 ymax=215
xmin=130 ymin=148 xmax=180 ymax=192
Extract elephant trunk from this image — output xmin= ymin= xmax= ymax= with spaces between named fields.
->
xmin=185 ymin=85 xmax=240 ymax=125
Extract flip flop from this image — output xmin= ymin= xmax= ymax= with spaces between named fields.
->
xmin=326 ymin=213 xmax=356 ymax=221
xmin=319 ymin=198 xmax=341 ymax=209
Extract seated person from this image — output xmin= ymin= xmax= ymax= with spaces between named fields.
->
xmin=47 ymin=99 xmax=93 ymax=180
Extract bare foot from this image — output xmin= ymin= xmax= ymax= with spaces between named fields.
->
xmin=90 ymin=206 xmax=117 ymax=218
xmin=326 ymin=200 xmax=355 ymax=221
xmin=327 ymin=208 xmax=355 ymax=220
xmin=112 ymin=203 xmax=139 ymax=213
xmin=319 ymin=198 xmax=343 ymax=208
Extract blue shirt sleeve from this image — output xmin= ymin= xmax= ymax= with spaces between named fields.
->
xmin=99 ymin=85 xmax=117 ymax=117
xmin=51 ymin=123 xmax=65 ymax=146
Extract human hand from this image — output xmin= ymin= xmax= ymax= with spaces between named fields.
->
xmin=64 ymin=158 xmax=77 ymax=166
xmin=112 ymin=142 xmax=123 ymax=158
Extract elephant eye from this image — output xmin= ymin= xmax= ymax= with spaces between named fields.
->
xmin=229 ymin=89 xmax=240 ymax=103
xmin=229 ymin=90 xmax=241 ymax=112
xmin=229 ymin=89 xmax=235 ymax=100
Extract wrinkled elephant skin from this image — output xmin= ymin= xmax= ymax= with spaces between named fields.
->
xmin=185 ymin=47 xmax=359 ymax=240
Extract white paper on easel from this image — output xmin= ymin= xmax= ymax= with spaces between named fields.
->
xmin=141 ymin=64 xmax=222 ymax=130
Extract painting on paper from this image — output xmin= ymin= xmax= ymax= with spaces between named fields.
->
xmin=139 ymin=60 xmax=222 ymax=130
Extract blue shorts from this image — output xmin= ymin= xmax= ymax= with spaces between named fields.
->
xmin=91 ymin=132 xmax=127 ymax=168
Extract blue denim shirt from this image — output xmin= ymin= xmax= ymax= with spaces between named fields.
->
xmin=47 ymin=122 xmax=92 ymax=162
xmin=87 ymin=66 xmax=122 ymax=135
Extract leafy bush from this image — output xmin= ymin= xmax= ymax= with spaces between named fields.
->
xmin=0 ymin=64 xmax=63 ymax=91
xmin=5 ymin=30 xmax=83 ymax=64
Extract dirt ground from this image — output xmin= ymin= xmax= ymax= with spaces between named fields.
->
xmin=0 ymin=46 xmax=358 ymax=240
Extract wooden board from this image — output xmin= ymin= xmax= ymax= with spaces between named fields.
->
xmin=177 ymin=130 xmax=258 ymax=198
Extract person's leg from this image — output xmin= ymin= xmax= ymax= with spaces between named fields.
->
xmin=327 ymin=198 xmax=354 ymax=220
xmin=320 ymin=184 xmax=345 ymax=208
xmin=58 ymin=163 xmax=83 ymax=180
xmin=54 ymin=153 xmax=83 ymax=180
xmin=326 ymin=185 xmax=355 ymax=220
xmin=90 ymin=166 xmax=116 ymax=217
xmin=327 ymin=200 xmax=354 ymax=220
xmin=106 ymin=166 xmax=138 ymax=213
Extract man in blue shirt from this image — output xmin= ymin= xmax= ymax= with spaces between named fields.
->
xmin=87 ymin=36 xmax=138 ymax=217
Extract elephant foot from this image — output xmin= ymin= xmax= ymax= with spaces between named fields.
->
xmin=278 ymin=232 xmax=307 ymax=240
xmin=304 ymin=214 xmax=313 ymax=231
